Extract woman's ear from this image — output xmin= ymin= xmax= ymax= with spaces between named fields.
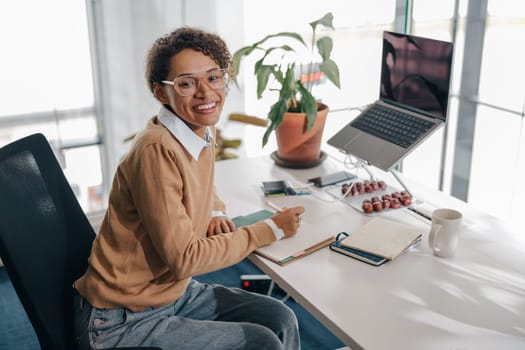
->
xmin=153 ymin=82 xmax=169 ymax=104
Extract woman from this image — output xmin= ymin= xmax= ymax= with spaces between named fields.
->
xmin=73 ymin=27 xmax=304 ymax=350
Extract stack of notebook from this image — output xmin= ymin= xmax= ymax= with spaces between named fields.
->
xmin=330 ymin=217 xmax=423 ymax=266
xmin=261 ymin=180 xmax=311 ymax=197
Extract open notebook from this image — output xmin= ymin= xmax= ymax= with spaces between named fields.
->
xmin=232 ymin=209 xmax=335 ymax=266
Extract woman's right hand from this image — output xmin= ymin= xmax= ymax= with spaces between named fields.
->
xmin=270 ymin=206 xmax=305 ymax=238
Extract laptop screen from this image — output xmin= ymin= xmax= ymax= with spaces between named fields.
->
xmin=380 ymin=31 xmax=453 ymax=121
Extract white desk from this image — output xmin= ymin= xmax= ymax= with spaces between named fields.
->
xmin=215 ymin=154 xmax=525 ymax=350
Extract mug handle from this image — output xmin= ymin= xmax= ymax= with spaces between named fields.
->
xmin=429 ymin=223 xmax=442 ymax=250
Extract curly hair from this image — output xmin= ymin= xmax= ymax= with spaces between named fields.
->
xmin=145 ymin=27 xmax=232 ymax=93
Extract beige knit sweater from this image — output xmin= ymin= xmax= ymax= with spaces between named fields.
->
xmin=75 ymin=117 xmax=275 ymax=311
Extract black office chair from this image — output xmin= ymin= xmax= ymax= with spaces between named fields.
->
xmin=0 ymin=133 xmax=160 ymax=350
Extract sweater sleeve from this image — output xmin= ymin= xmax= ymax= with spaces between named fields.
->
xmin=131 ymin=143 xmax=275 ymax=280
xmin=212 ymin=186 xmax=227 ymax=213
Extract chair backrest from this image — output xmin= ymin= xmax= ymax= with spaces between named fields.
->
xmin=0 ymin=133 xmax=95 ymax=350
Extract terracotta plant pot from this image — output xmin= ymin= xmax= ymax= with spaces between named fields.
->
xmin=274 ymin=102 xmax=328 ymax=167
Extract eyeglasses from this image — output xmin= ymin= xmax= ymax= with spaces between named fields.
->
xmin=161 ymin=69 xmax=230 ymax=96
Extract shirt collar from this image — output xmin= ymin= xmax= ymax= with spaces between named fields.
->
xmin=157 ymin=105 xmax=213 ymax=160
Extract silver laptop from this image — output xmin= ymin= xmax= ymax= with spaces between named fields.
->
xmin=328 ymin=31 xmax=453 ymax=171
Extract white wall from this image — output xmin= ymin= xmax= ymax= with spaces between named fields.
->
xmin=89 ymin=0 xmax=245 ymax=181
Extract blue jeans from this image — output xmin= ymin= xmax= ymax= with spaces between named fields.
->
xmin=73 ymin=280 xmax=300 ymax=350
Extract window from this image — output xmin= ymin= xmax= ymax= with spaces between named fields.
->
xmin=0 ymin=0 xmax=105 ymax=212
xmin=407 ymin=0 xmax=525 ymax=232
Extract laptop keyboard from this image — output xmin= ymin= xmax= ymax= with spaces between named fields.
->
xmin=351 ymin=104 xmax=434 ymax=148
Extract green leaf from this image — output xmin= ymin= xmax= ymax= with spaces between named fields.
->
xmin=260 ymin=45 xmax=297 ymax=63
xmin=254 ymin=32 xmax=307 ymax=47
xmin=255 ymin=65 xmax=274 ymax=99
xmin=263 ymin=98 xmax=289 ymax=147
xmin=231 ymin=45 xmax=258 ymax=80
xmin=273 ymin=69 xmax=284 ymax=84
xmin=254 ymin=57 xmax=264 ymax=73
xmin=309 ymin=12 xmax=334 ymax=32
xmin=258 ymin=46 xmax=296 ymax=73
xmin=273 ymin=66 xmax=297 ymax=104
xmin=319 ymin=59 xmax=341 ymax=89
xmin=268 ymin=97 xmax=289 ymax=125
xmin=316 ymin=37 xmax=333 ymax=61
xmin=298 ymin=84 xmax=317 ymax=129
xmin=262 ymin=127 xmax=273 ymax=148
xmin=281 ymin=66 xmax=297 ymax=98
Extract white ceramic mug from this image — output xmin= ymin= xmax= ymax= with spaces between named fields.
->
xmin=428 ymin=208 xmax=463 ymax=258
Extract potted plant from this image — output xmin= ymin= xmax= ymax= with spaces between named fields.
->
xmin=232 ymin=12 xmax=341 ymax=168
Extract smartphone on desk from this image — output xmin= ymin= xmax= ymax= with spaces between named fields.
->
xmin=308 ymin=171 xmax=355 ymax=188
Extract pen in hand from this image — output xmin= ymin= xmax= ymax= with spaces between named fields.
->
xmin=266 ymin=200 xmax=284 ymax=213
xmin=266 ymin=200 xmax=304 ymax=222
xmin=266 ymin=200 xmax=304 ymax=225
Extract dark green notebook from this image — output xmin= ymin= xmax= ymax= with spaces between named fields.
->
xmin=330 ymin=232 xmax=387 ymax=266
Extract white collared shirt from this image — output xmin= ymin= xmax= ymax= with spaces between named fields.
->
xmin=157 ymin=105 xmax=213 ymax=160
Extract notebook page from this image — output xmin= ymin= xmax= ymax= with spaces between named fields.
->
xmin=255 ymin=219 xmax=334 ymax=264
xmin=340 ymin=217 xmax=423 ymax=260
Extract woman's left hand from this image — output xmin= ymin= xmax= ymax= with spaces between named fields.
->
xmin=207 ymin=216 xmax=236 ymax=237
